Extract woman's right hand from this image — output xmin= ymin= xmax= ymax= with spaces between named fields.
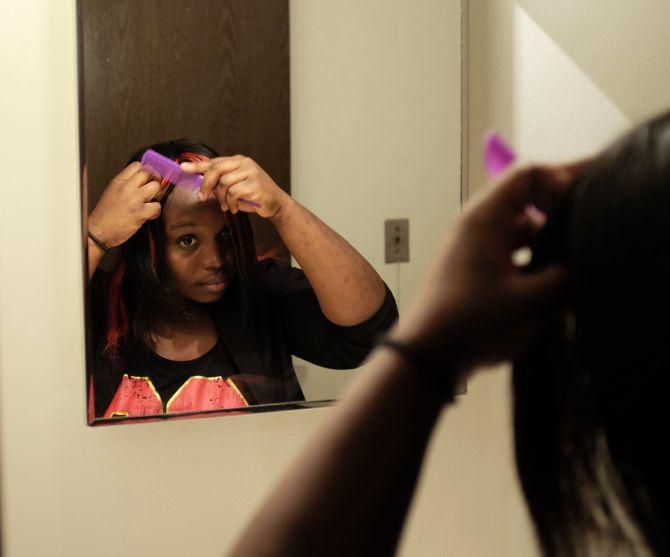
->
xmin=88 ymin=162 xmax=164 ymax=249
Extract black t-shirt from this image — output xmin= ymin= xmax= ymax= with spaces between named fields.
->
xmin=91 ymin=259 xmax=399 ymax=417
xmin=127 ymin=338 xmax=232 ymax=406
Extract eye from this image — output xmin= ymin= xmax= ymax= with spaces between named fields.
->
xmin=177 ymin=235 xmax=198 ymax=248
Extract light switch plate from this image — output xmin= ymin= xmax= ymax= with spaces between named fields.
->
xmin=385 ymin=219 xmax=409 ymax=263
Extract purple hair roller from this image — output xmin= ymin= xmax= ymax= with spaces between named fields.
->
xmin=484 ymin=131 xmax=517 ymax=178
xmin=484 ymin=131 xmax=547 ymax=231
xmin=141 ymin=149 xmax=262 ymax=208
xmin=141 ymin=149 xmax=203 ymax=192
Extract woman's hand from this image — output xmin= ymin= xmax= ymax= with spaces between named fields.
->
xmin=88 ymin=162 xmax=164 ymax=248
xmin=181 ymin=155 xmax=291 ymax=219
xmin=390 ymin=161 xmax=587 ymax=378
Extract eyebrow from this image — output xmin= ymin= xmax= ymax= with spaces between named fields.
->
xmin=169 ymin=221 xmax=197 ymax=230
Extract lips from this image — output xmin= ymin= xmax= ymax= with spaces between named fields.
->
xmin=197 ymin=271 xmax=234 ymax=294
xmin=198 ymin=278 xmax=227 ymax=293
xmin=200 ymin=278 xmax=225 ymax=286
xmin=198 ymin=270 xmax=230 ymax=285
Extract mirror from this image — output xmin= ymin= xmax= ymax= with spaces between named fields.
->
xmin=79 ymin=0 xmax=463 ymax=424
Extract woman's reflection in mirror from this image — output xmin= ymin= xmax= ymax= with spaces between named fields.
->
xmin=87 ymin=140 xmax=398 ymax=419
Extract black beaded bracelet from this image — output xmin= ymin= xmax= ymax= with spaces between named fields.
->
xmin=375 ymin=336 xmax=456 ymax=404
xmin=88 ymin=230 xmax=111 ymax=253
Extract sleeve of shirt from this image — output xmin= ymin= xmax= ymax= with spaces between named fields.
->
xmin=90 ymin=269 xmax=109 ymax=354
xmin=261 ymin=260 xmax=399 ymax=369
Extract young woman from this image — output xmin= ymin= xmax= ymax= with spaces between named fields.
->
xmin=87 ymin=140 xmax=398 ymax=420
xmin=226 ymin=111 xmax=670 ymax=556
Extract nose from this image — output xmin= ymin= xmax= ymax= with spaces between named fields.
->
xmin=201 ymin=240 xmax=224 ymax=271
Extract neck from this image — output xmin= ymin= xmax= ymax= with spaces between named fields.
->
xmin=156 ymin=302 xmax=212 ymax=334
xmin=150 ymin=303 xmax=219 ymax=360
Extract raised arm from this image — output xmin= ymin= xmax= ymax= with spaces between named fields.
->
xmin=270 ymin=196 xmax=386 ymax=326
xmin=182 ymin=156 xmax=386 ymax=325
xmin=86 ymin=162 xmax=164 ymax=279
xmin=226 ymin=162 xmax=585 ymax=557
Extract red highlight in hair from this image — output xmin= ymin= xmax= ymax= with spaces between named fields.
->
xmin=147 ymin=228 xmax=157 ymax=272
xmin=104 ymin=260 xmax=128 ymax=355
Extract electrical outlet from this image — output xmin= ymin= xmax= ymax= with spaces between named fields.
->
xmin=385 ymin=219 xmax=409 ymax=263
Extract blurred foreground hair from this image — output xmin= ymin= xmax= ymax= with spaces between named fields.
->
xmin=514 ymin=111 xmax=670 ymax=556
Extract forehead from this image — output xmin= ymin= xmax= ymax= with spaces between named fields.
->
xmin=163 ymin=188 xmax=225 ymax=230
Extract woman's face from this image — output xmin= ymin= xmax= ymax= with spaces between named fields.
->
xmin=162 ymin=188 xmax=236 ymax=303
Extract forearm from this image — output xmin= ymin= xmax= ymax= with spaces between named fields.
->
xmin=270 ymin=196 xmax=387 ymax=325
xmin=227 ymin=343 xmax=447 ymax=557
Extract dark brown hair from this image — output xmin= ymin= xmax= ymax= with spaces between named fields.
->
xmin=514 ymin=111 xmax=670 ymax=556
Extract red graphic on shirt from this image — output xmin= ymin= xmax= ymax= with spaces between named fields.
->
xmin=166 ymin=376 xmax=248 ymax=413
xmin=104 ymin=375 xmax=248 ymax=418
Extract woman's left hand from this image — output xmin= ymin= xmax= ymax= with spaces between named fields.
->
xmin=390 ymin=160 xmax=589 ymax=378
xmin=181 ymin=155 xmax=291 ymax=219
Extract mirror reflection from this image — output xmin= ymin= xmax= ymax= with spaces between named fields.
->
xmin=81 ymin=0 xmax=461 ymax=424
xmin=81 ymin=1 xmax=398 ymax=418
xmin=87 ymin=139 xmax=398 ymax=421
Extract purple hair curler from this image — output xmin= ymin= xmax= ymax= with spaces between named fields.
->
xmin=140 ymin=149 xmax=262 ymax=208
xmin=141 ymin=149 xmax=203 ymax=192
xmin=484 ymin=131 xmax=547 ymax=233
xmin=484 ymin=131 xmax=517 ymax=178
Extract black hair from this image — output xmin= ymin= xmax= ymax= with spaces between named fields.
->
xmin=513 ymin=110 xmax=670 ymax=556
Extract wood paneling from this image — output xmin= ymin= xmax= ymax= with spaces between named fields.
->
xmin=80 ymin=0 xmax=290 ymax=261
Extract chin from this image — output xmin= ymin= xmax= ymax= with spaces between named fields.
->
xmin=189 ymin=286 xmax=228 ymax=304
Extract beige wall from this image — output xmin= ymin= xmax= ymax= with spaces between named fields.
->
xmin=290 ymin=0 xmax=462 ymax=401
xmin=468 ymin=0 xmax=670 ymax=194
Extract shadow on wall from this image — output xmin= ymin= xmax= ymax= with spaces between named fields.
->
xmin=467 ymin=0 xmax=515 ymax=194
xmin=517 ymin=0 xmax=670 ymax=122
xmin=467 ymin=0 xmax=670 ymax=195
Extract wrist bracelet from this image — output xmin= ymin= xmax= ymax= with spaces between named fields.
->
xmin=375 ymin=336 xmax=456 ymax=404
xmin=88 ymin=230 xmax=111 ymax=253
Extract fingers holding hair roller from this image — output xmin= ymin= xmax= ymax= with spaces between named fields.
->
xmin=182 ymin=156 xmax=282 ymax=218
xmin=139 ymin=180 xmax=162 ymax=202
xmin=181 ymin=156 xmax=243 ymax=201
xmin=88 ymin=163 xmax=166 ymax=251
xmin=389 ymin=159 xmax=587 ymax=377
